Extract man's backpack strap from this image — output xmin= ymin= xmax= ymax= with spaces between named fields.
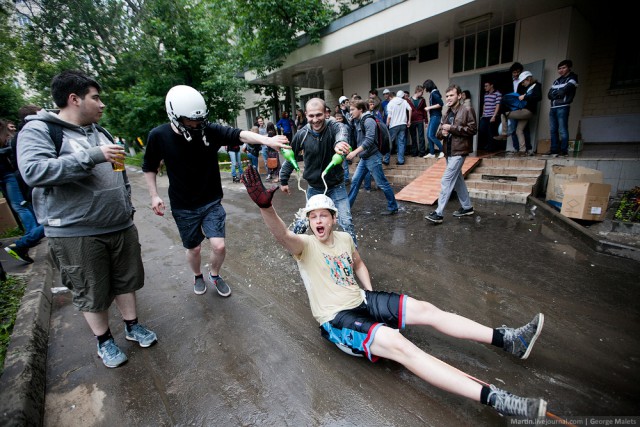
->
xmin=95 ymin=124 xmax=115 ymax=143
xmin=44 ymin=122 xmax=115 ymax=155
xmin=45 ymin=122 xmax=64 ymax=155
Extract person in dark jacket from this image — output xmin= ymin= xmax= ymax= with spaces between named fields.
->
xmin=408 ymin=85 xmax=427 ymax=157
xmin=546 ymin=59 xmax=579 ymax=157
xmin=426 ymin=85 xmax=477 ymax=224
xmin=499 ymin=71 xmax=542 ymax=156
xmin=0 ymin=116 xmax=44 ymax=264
xmin=279 ymin=98 xmax=356 ymax=244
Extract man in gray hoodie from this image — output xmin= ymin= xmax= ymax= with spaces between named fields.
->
xmin=17 ymin=70 xmax=157 ymax=368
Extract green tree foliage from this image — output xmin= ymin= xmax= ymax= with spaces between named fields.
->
xmin=11 ymin=0 xmax=360 ymax=139
xmin=0 ymin=0 xmax=25 ymax=120
xmin=224 ymin=0 xmax=334 ymax=73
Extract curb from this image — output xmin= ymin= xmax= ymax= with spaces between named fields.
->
xmin=0 ymin=243 xmax=53 ymax=427
xmin=528 ymin=196 xmax=639 ymax=261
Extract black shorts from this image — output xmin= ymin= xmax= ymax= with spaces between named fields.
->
xmin=320 ymin=290 xmax=406 ymax=361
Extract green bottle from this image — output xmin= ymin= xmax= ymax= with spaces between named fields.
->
xmin=281 ymin=147 xmax=300 ymax=172
xmin=322 ymin=153 xmax=344 ymax=176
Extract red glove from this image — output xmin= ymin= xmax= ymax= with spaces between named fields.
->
xmin=241 ymin=165 xmax=278 ymax=208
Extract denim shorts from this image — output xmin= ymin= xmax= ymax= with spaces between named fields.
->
xmin=320 ymin=290 xmax=407 ymax=361
xmin=171 ymin=199 xmax=226 ymax=249
xmin=48 ymin=225 xmax=145 ymax=312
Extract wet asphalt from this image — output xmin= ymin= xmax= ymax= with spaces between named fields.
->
xmin=42 ymin=167 xmax=640 ymax=426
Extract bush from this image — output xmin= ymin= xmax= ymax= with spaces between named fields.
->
xmin=615 ymin=187 xmax=640 ymax=223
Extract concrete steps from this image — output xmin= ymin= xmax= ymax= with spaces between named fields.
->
xmin=465 ymin=157 xmax=546 ymax=203
xmin=350 ymin=156 xmax=436 ymax=188
xmin=346 ymin=155 xmax=546 ymax=205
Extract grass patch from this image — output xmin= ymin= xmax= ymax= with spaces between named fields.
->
xmin=125 ymin=151 xmax=145 ymax=167
xmin=0 ymin=276 xmax=27 ymax=374
xmin=0 ymin=227 xmax=24 ymax=239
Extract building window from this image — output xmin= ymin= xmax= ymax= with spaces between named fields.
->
xmin=610 ymin=36 xmax=640 ymax=90
xmin=17 ymin=15 xmax=32 ymax=26
xmin=245 ymin=107 xmax=259 ymax=129
xmin=371 ymin=54 xmax=409 ymax=89
xmin=452 ymin=23 xmax=516 ymax=73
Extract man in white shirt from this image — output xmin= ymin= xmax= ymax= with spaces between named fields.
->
xmin=385 ymin=90 xmax=411 ymax=165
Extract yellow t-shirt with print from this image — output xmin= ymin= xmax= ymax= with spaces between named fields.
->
xmin=294 ymin=231 xmax=365 ymax=324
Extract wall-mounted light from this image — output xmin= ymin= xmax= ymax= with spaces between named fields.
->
xmin=408 ymin=49 xmax=417 ymax=61
xmin=353 ymin=49 xmax=375 ymax=60
xmin=459 ymin=13 xmax=492 ymax=28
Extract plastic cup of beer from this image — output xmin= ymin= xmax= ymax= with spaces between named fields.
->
xmin=112 ymin=155 xmax=125 ymax=172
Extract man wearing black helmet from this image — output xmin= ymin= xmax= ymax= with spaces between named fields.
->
xmin=143 ymin=85 xmax=289 ymax=297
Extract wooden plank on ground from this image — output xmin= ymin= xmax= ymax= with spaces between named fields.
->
xmin=395 ymin=156 xmax=482 ymax=205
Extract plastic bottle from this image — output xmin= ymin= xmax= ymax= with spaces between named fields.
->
xmin=281 ymin=147 xmax=300 ymax=172
xmin=322 ymin=153 xmax=345 ymax=176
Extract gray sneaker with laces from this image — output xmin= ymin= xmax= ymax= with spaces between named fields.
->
xmin=488 ymin=385 xmax=547 ymax=419
xmin=125 ymin=323 xmax=158 ymax=347
xmin=209 ymin=273 xmax=231 ymax=297
xmin=193 ymin=276 xmax=207 ymax=295
xmin=97 ymin=338 xmax=128 ymax=368
xmin=498 ymin=313 xmax=544 ymax=359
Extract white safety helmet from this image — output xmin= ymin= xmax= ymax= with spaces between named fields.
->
xmin=165 ymin=85 xmax=209 ymax=144
xmin=302 ymin=194 xmax=338 ymax=217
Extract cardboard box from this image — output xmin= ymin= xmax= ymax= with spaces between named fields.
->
xmin=546 ymin=165 xmax=603 ymax=204
xmin=0 ymin=198 xmax=18 ymax=233
xmin=560 ymin=182 xmax=611 ymax=221
xmin=537 ymin=139 xmax=551 ymax=154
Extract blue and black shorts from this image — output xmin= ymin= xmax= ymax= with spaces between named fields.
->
xmin=320 ymin=290 xmax=407 ymax=362
xmin=171 ymin=199 xmax=226 ymax=249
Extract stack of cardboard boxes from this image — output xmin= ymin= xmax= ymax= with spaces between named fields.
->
xmin=546 ymin=165 xmax=611 ymax=221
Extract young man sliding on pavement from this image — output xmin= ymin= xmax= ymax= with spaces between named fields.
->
xmin=241 ymin=164 xmax=548 ymax=420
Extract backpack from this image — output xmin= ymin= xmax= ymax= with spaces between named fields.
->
xmin=501 ymin=92 xmax=526 ymax=111
xmin=12 ymin=121 xmax=115 ymax=202
xmin=360 ymin=115 xmax=390 ymax=155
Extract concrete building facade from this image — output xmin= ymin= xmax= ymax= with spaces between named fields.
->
xmin=236 ymin=0 xmax=639 ymax=150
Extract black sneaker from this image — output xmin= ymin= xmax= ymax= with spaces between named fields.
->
xmin=542 ymin=151 xmax=559 ymax=157
xmin=453 ymin=207 xmax=474 ymax=217
xmin=381 ymin=209 xmax=398 ymax=216
xmin=558 ymin=152 xmax=569 ymax=157
xmin=425 ymin=211 xmax=443 ymax=224
xmin=5 ymin=244 xmax=34 ymax=264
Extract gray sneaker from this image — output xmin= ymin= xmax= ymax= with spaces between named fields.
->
xmin=209 ymin=273 xmax=231 ymax=297
xmin=97 ymin=338 xmax=128 ymax=368
xmin=125 ymin=323 xmax=158 ymax=348
xmin=193 ymin=276 xmax=207 ymax=295
xmin=488 ymin=385 xmax=547 ymax=419
xmin=498 ymin=313 xmax=544 ymax=359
